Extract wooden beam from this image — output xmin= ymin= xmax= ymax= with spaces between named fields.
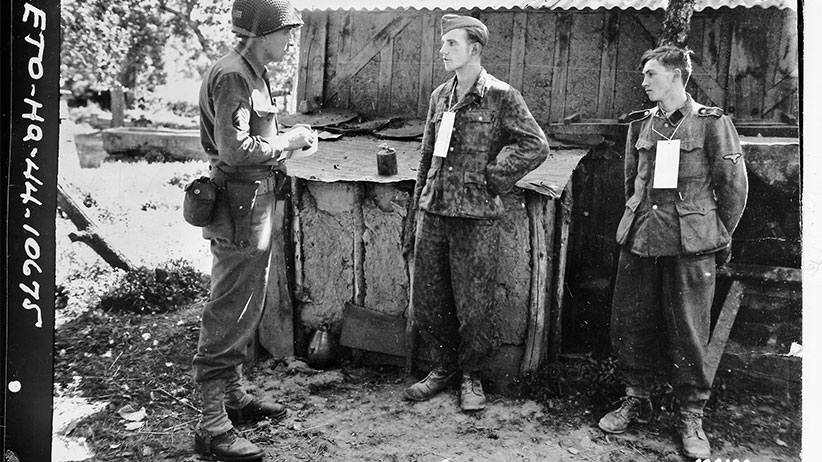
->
xmin=417 ymin=13 xmax=437 ymax=118
xmin=717 ymin=263 xmax=801 ymax=284
xmin=634 ymin=15 xmax=726 ymax=108
xmin=325 ymin=15 xmax=416 ymax=104
xmin=548 ymin=179 xmax=573 ymax=362
xmin=763 ymin=75 xmax=798 ymax=118
xmin=258 ymin=199 xmax=295 ymax=357
xmin=378 ymin=39 xmax=394 ymax=114
xmin=57 ymin=177 xmax=134 ymax=271
xmin=290 ymin=177 xmax=305 ymax=295
xmin=705 ymin=280 xmax=743 ymax=383
xmin=353 ymin=184 xmax=366 ymax=306
xmin=549 ymin=13 xmax=572 ymax=123
xmin=298 ymin=12 xmax=328 ymax=111
xmin=521 ymin=192 xmax=555 ymax=373
xmin=597 ymin=11 xmax=620 ymax=118
xmin=509 ymin=12 xmax=528 ymax=91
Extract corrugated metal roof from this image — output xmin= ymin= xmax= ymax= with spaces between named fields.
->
xmin=300 ymin=0 xmax=796 ymax=11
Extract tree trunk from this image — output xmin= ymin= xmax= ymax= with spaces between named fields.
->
xmin=111 ymin=82 xmax=125 ymax=128
xmin=660 ymin=0 xmax=696 ymax=48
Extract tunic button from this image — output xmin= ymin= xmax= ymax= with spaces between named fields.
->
xmin=652 ymin=204 xmax=658 ymax=210
xmin=663 ymin=123 xmax=669 ymax=128
xmin=448 ymin=166 xmax=453 ymax=171
xmin=478 ymin=116 xmax=483 ymax=121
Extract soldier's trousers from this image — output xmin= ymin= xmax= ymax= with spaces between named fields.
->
xmin=412 ymin=211 xmax=502 ymax=373
xmin=193 ymin=187 xmax=277 ymax=384
xmin=611 ymin=249 xmax=716 ymax=408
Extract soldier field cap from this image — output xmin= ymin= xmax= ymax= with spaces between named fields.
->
xmin=441 ymin=14 xmax=489 ymax=46
xmin=232 ymin=0 xmax=303 ymax=37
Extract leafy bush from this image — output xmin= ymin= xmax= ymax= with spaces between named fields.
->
xmin=97 ymin=259 xmax=209 ymax=314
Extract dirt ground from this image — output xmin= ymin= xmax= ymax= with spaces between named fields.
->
xmin=50 ymin=120 xmax=801 ymax=462
xmin=51 ymin=301 xmax=801 ymax=462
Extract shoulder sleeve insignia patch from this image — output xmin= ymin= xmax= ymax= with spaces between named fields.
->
xmin=697 ymin=106 xmax=724 ymax=118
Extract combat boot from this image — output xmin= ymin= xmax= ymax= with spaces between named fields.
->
xmin=598 ymin=396 xmax=652 ymax=434
xmin=404 ymin=366 xmax=458 ymax=401
xmin=459 ymin=372 xmax=486 ymax=411
xmin=227 ymin=396 xmax=288 ymax=425
xmin=224 ymin=373 xmax=287 ymax=425
xmin=679 ymin=410 xmax=711 ymax=459
xmin=194 ymin=428 xmax=264 ymax=462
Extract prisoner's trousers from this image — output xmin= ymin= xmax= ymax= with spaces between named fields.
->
xmin=411 ymin=211 xmax=502 ymax=372
xmin=611 ymin=249 xmax=716 ymax=407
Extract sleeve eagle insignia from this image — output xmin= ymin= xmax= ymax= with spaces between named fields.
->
xmin=722 ymin=153 xmax=743 ymax=164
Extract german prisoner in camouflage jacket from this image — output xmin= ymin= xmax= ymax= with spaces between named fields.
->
xmin=616 ymin=94 xmax=748 ymax=257
xmin=412 ymin=69 xmax=550 ymax=219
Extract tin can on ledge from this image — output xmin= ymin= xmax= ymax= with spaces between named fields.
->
xmin=376 ymin=143 xmax=397 ymax=176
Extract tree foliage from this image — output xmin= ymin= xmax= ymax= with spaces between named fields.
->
xmin=660 ymin=0 xmax=696 ymax=48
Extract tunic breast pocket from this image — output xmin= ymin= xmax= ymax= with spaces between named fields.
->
xmin=460 ymin=110 xmax=496 ymax=149
xmin=250 ymin=89 xmax=277 ymax=138
xmin=677 ymin=139 xmax=707 ymax=179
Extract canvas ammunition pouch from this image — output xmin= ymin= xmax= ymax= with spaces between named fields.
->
xmin=183 ymin=177 xmax=218 ymax=227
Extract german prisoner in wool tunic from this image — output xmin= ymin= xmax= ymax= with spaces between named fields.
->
xmin=193 ymin=43 xmax=290 ymax=385
xmin=610 ymin=94 xmax=748 ymax=405
xmin=411 ymin=69 xmax=550 ymax=372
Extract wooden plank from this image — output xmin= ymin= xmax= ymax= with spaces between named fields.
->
xmin=521 ymin=192 xmax=553 ymax=373
xmin=548 ymin=179 xmax=573 ymax=362
xmin=523 ymin=12 xmax=557 ymax=125
xmin=258 ymin=198 xmax=295 ymax=357
xmin=508 ymin=12 xmax=528 ymax=91
xmin=705 ymin=280 xmax=743 ymax=383
xmin=330 ymin=11 xmax=353 ymax=109
xmin=763 ymin=76 xmax=798 ymax=118
xmin=340 ymin=302 xmax=406 ymax=357
xmin=417 ymin=12 xmax=437 ymax=117
xmin=597 ymin=11 xmax=620 ymax=118
xmin=549 ymin=12 xmax=572 ymax=123
xmin=378 ymin=39 xmax=394 ymax=114
xmin=353 ymin=184 xmax=365 ymax=306
xmin=391 ymin=15 xmax=422 ymax=115
xmin=297 ymin=11 xmax=327 ymax=111
xmin=566 ymin=12 xmax=605 ymax=118
xmin=634 ymin=14 xmax=726 ymax=108
xmin=325 ymin=14 xmax=416 ymax=104
xmin=290 ymin=177 xmax=305 ymax=296
xmin=717 ymin=263 xmax=801 ymax=284
xmin=479 ymin=12 xmax=514 ymax=83
xmin=613 ymin=12 xmax=654 ymax=116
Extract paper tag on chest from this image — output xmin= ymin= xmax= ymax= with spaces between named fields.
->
xmin=652 ymin=139 xmax=680 ymax=189
xmin=433 ymin=112 xmax=456 ymax=158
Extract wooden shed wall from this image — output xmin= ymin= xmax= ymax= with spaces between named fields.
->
xmin=297 ymin=7 xmax=798 ymax=122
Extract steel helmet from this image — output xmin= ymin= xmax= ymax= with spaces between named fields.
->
xmin=231 ymin=0 xmax=303 ymax=37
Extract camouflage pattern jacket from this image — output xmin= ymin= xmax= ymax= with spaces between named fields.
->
xmin=412 ymin=69 xmax=550 ymax=219
xmin=616 ymin=94 xmax=748 ymax=257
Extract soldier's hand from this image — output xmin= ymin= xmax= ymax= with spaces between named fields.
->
xmin=715 ymin=244 xmax=732 ymax=267
xmin=284 ymin=126 xmax=315 ymax=151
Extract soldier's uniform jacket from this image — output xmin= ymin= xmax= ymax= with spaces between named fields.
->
xmin=198 ymin=45 xmax=287 ymax=246
xmin=413 ymin=69 xmax=550 ymax=219
xmin=199 ymin=45 xmax=285 ymax=170
xmin=616 ymin=94 xmax=748 ymax=257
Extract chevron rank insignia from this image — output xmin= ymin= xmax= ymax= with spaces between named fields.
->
xmin=697 ymin=106 xmax=724 ymax=118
